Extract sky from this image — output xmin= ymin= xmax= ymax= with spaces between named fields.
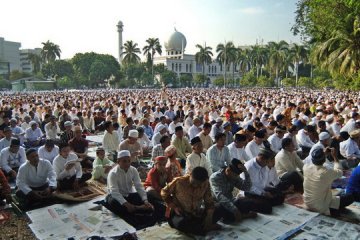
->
xmin=0 ymin=0 xmax=301 ymax=60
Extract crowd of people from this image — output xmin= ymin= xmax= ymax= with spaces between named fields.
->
xmin=1 ymin=87 xmax=360 ymax=234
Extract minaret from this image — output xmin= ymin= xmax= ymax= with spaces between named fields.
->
xmin=117 ymin=21 xmax=124 ymax=64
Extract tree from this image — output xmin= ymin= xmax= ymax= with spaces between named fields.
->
xmin=143 ymin=38 xmax=162 ymax=79
xmin=89 ymin=61 xmax=110 ymax=87
xmin=9 ymin=70 xmax=31 ymax=81
xmin=160 ymin=70 xmax=177 ymax=86
xmin=27 ymin=53 xmax=42 ymax=74
xmin=41 ymin=40 xmax=61 ymax=63
xmin=179 ymin=74 xmax=193 ymax=87
xmin=267 ymin=41 xmax=289 ymax=87
xmin=42 ymin=60 xmax=74 ymax=79
xmin=240 ymin=71 xmax=257 ymax=87
xmin=195 ymin=44 xmax=213 ymax=78
xmin=122 ymin=40 xmax=141 ymax=65
xmin=236 ymin=48 xmax=253 ymax=78
xmin=291 ymin=43 xmax=308 ymax=86
xmin=193 ymin=74 xmax=206 ymax=87
xmin=251 ymin=45 xmax=267 ymax=79
xmin=216 ymin=42 xmax=237 ymax=87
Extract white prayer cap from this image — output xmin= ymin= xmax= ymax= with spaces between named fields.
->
xmin=326 ymin=115 xmax=334 ymax=122
xmin=128 ymin=130 xmax=139 ymax=138
xmin=157 ymin=124 xmax=166 ymax=132
xmin=216 ymin=117 xmax=223 ymax=123
xmin=302 ymin=116 xmax=309 ymax=122
xmin=30 ymin=121 xmax=37 ymax=126
xmin=319 ymin=132 xmax=331 ymax=141
xmin=117 ymin=150 xmax=131 ymax=159
xmin=64 ymin=121 xmax=73 ymax=127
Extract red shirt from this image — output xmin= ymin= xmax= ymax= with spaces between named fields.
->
xmin=143 ymin=168 xmax=172 ymax=193
xmin=69 ymin=137 xmax=89 ymax=154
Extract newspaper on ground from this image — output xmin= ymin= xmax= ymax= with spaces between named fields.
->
xmin=290 ymin=214 xmax=360 ymax=240
xmin=26 ymin=197 xmax=135 ymax=240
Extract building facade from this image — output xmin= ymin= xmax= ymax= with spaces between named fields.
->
xmin=20 ymin=48 xmax=42 ymax=73
xmin=0 ymin=37 xmax=21 ymax=77
xmin=153 ymin=29 xmax=240 ymax=85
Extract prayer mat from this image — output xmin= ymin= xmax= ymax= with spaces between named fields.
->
xmin=53 ymin=181 xmax=106 ymax=202
xmin=137 ymin=223 xmax=195 ymax=240
xmin=0 ymin=209 xmax=36 ymax=240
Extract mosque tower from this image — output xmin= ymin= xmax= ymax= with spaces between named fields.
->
xmin=117 ymin=20 xmax=124 ymax=64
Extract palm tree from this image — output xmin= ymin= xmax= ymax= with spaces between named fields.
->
xmin=27 ymin=53 xmax=42 ymax=74
xmin=236 ymin=48 xmax=252 ymax=75
xmin=267 ymin=41 xmax=289 ymax=87
xmin=312 ymin=14 xmax=360 ymax=77
xmin=143 ymin=38 xmax=162 ymax=80
xmin=121 ymin=40 xmax=141 ymax=65
xmin=195 ymin=43 xmax=213 ymax=85
xmin=216 ymin=42 xmax=236 ymax=87
xmin=41 ymin=40 xmax=61 ymax=63
xmin=291 ymin=43 xmax=308 ymax=87
xmin=251 ymin=45 xmax=267 ymax=79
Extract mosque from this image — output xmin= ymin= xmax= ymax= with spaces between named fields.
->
xmin=117 ymin=21 xmax=240 ymax=85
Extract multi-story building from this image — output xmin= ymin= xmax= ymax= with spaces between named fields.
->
xmin=20 ymin=48 xmax=42 ymax=73
xmin=0 ymin=37 xmax=21 ymax=77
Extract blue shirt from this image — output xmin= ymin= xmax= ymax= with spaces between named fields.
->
xmin=346 ymin=165 xmax=360 ymax=194
xmin=141 ymin=125 xmax=154 ymax=140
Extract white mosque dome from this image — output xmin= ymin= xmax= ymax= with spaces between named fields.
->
xmin=165 ymin=28 xmax=187 ymax=52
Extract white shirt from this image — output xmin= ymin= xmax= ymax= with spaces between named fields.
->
xmin=21 ymin=122 xmax=31 ymax=131
xmin=102 ymin=130 xmax=120 ymax=153
xmin=168 ymin=122 xmax=182 ymax=135
xmin=152 ymin=132 xmax=165 ymax=146
xmin=268 ymin=134 xmax=283 ymax=153
xmin=188 ymin=125 xmax=201 ymax=141
xmin=275 ymin=149 xmax=304 ymax=178
xmin=83 ymin=117 xmax=95 ymax=131
xmin=284 ymin=133 xmax=300 ymax=151
xmin=340 ymin=119 xmax=355 ymax=133
xmin=296 ymin=129 xmax=315 ymax=148
xmin=330 ymin=122 xmax=341 ymax=136
xmin=53 ymin=153 xmax=82 ymax=180
xmin=0 ymin=146 xmax=26 ymax=173
xmin=16 ymin=159 xmax=57 ymax=194
xmin=45 ymin=122 xmax=60 ymax=140
xmin=137 ymin=134 xmax=152 ymax=148
xmin=228 ymin=142 xmax=250 ymax=162
xmin=38 ymin=145 xmax=59 ymax=163
xmin=153 ymin=111 xmax=164 ymax=120
xmin=0 ymin=137 xmax=12 ymax=151
xmin=243 ymin=158 xmax=280 ymax=195
xmin=185 ymin=152 xmax=212 ymax=176
xmin=245 ymin=140 xmax=264 ymax=159
xmin=209 ymin=111 xmax=220 ymax=122
xmin=25 ymin=127 xmax=43 ymax=142
xmin=340 ymin=138 xmax=360 ymax=159
xmin=303 ymin=162 xmax=342 ymax=215
xmin=107 ymin=165 xmax=147 ymax=205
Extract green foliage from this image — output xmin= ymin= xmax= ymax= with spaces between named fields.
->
xmin=179 ymin=74 xmax=193 ymax=87
xmin=41 ymin=40 xmax=61 ymax=63
xmin=56 ymin=76 xmax=73 ymax=89
xmin=89 ymin=61 xmax=109 ymax=87
xmin=282 ymin=78 xmax=296 ymax=87
xmin=240 ymin=71 xmax=257 ymax=87
xmin=9 ymin=70 xmax=31 ymax=81
xmin=257 ymin=75 xmax=274 ymax=87
xmin=160 ymin=70 xmax=178 ymax=87
xmin=298 ymin=77 xmax=313 ymax=88
xmin=193 ymin=74 xmax=206 ymax=86
xmin=0 ymin=78 xmax=10 ymax=89
xmin=212 ymin=77 xmax=225 ymax=87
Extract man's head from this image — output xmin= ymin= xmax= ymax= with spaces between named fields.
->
xmin=226 ymin=158 xmax=245 ymax=179
xmin=59 ymin=143 xmax=71 ymax=158
xmin=117 ymin=150 xmax=131 ymax=171
xmin=158 ymin=125 xmax=167 ymax=135
xmin=175 ymin=126 xmax=184 ymax=138
xmin=223 ymin=122 xmax=231 ymax=132
xmin=64 ymin=121 xmax=73 ymax=131
xmin=96 ymin=147 xmax=105 ymax=159
xmin=190 ymin=166 xmax=209 ymax=187
xmin=9 ymin=139 xmax=20 ymax=153
xmin=10 ymin=118 xmax=17 ymax=127
xmin=256 ymin=147 xmax=275 ymax=167
xmin=282 ymin=137 xmax=295 ymax=152
xmin=202 ymin=122 xmax=212 ymax=135
xmin=26 ymin=148 xmax=39 ymax=166
xmin=164 ymin=145 xmax=177 ymax=159
xmin=216 ymin=118 xmax=223 ymax=127
xmin=160 ymin=135 xmax=171 ymax=149
xmin=319 ymin=132 xmax=331 ymax=146
xmin=311 ymin=148 xmax=326 ymax=166
xmin=275 ymin=125 xmax=287 ymax=138
xmin=104 ymin=121 xmax=114 ymax=132
xmin=74 ymin=126 xmax=82 ymax=138
xmin=44 ymin=139 xmax=55 ymax=152
xmin=3 ymin=127 xmax=12 ymax=139
xmin=128 ymin=130 xmax=139 ymax=144
xmin=254 ymin=130 xmax=265 ymax=145
xmin=234 ymin=134 xmax=247 ymax=148
xmin=193 ymin=118 xmax=201 ymax=127
xmin=191 ymin=136 xmax=203 ymax=154
xmin=350 ymin=129 xmax=360 ymax=141
xmin=154 ymin=156 xmax=167 ymax=173
xmin=30 ymin=121 xmax=38 ymax=130
xmin=215 ymin=133 xmax=226 ymax=147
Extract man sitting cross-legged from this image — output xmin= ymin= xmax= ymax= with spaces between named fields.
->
xmin=105 ymin=150 xmax=156 ymax=228
xmin=53 ymin=143 xmax=92 ymax=191
xmin=161 ymin=167 xmax=224 ymax=236
xmin=16 ymin=148 xmax=57 ymax=208
xmin=210 ymin=158 xmax=258 ymax=223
